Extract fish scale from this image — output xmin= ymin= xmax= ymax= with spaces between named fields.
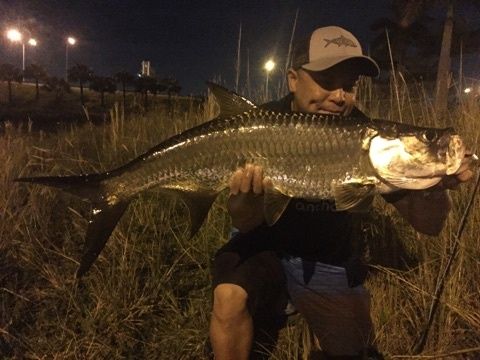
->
xmin=102 ymin=109 xmax=375 ymax=201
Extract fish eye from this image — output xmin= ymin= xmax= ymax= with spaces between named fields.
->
xmin=421 ymin=130 xmax=438 ymax=142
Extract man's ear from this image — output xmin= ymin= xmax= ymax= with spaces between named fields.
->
xmin=287 ymin=69 xmax=298 ymax=93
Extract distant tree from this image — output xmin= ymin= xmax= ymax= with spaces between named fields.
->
xmin=158 ymin=77 xmax=182 ymax=115
xmin=68 ymin=63 xmax=93 ymax=105
xmin=89 ymin=76 xmax=116 ymax=107
xmin=24 ymin=63 xmax=48 ymax=101
xmin=159 ymin=77 xmax=182 ymax=98
xmin=43 ymin=77 xmax=70 ymax=101
xmin=156 ymin=80 xmax=167 ymax=95
xmin=135 ymin=76 xmax=157 ymax=111
xmin=0 ymin=63 xmax=23 ymax=103
xmin=114 ymin=71 xmax=134 ymax=106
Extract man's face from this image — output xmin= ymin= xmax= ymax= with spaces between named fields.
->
xmin=287 ymin=62 xmax=359 ymax=115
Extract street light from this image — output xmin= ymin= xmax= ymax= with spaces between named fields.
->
xmin=6 ymin=29 xmax=22 ymax=42
xmin=65 ymin=36 xmax=76 ymax=82
xmin=264 ymin=59 xmax=275 ymax=100
xmin=5 ymin=28 xmax=37 ymax=78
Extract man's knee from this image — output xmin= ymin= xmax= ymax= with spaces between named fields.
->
xmin=213 ymin=283 xmax=249 ymax=322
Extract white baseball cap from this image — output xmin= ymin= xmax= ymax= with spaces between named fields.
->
xmin=291 ymin=26 xmax=379 ymax=77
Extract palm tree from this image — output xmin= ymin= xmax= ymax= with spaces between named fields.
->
xmin=89 ymin=76 xmax=117 ymax=107
xmin=135 ymin=76 xmax=157 ymax=111
xmin=160 ymin=77 xmax=182 ymax=97
xmin=68 ymin=63 xmax=93 ymax=105
xmin=24 ymin=63 xmax=48 ymax=101
xmin=158 ymin=77 xmax=182 ymax=116
xmin=0 ymin=63 xmax=22 ymax=103
xmin=43 ymin=77 xmax=71 ymax=102
xmin=114 ymin=71 xmax=134 ymax=106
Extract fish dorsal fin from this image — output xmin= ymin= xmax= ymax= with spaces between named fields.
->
xmin=172 ymin=189 xmax=219 ymax=238
xmin=332 ymin=182 xmax=376 ymax=212
xmin=77 ymin=199 xmax=130 ymax=278
xmin=207 ymin=82 xmax=257 ymax=117
xmin=263 ymin=188 xmax=291 ymax=226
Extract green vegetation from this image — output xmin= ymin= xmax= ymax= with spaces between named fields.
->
xmin=1 ymin=78 xmax=480 ymax=359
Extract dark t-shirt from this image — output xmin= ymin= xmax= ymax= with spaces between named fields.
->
xmin=253 ymin=93 xmax=369 ymax=265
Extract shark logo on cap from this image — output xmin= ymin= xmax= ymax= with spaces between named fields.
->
xmin=324 ymin=35 xmax=357 ymax=48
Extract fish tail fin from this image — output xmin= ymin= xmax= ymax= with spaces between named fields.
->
xmin=16 ymin=173 xmax=130 ymax=278
xmin=76 ymin=199 xmax=130 ymax=278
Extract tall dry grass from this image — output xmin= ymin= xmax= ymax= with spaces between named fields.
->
xmin=358 ymin=76 xmax=480 ymax=358
xmin=1 ymin=79 xmax=479 ymax=359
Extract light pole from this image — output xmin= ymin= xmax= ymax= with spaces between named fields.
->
xmin=65 ymin=36 xmax=76 ymax=82
xmin=264 ymin=59 xmax=275 ymax=101
xmin=6 ymin=29 xmax=23 ymax=71
xmin=25 ymin=38 xmax=37 ymax=72
xmin=6 ymin=29 xmax=37 ymax=80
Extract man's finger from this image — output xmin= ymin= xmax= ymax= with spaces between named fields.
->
xmin=252 ymin=166 xmax=264 ymax=194
xmin=229 ymin=169 xmax=244 ymax=195
xmin=441 ymin=168 xmax=474 ymax=190
xmin=457 ymin=169 xmax=474 ymax=183
xmin=262 ymin=177 xmax=273 ymax=191
xmin=239 ymin=164 xmax=254 ymax=193
xmin=456 ymin=163 xmax=470 ymax=175
xmin=455 ymin=154 xmax=477 ymax=174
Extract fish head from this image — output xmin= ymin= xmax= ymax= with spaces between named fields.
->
xmin=368 ymin=124 xmax=466 ymax=190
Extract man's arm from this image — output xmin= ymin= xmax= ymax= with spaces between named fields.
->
xmin=384 ymin=154 xmax=475 ymax=236
xmin=384 ymin=190 xmax=451 ymax=236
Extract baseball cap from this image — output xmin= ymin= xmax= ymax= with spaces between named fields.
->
xmin=291 ymin=26 xmax=379 ymax=77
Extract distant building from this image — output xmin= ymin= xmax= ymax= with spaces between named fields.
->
xmin=139 ymin=60 xmax=155 ymax=77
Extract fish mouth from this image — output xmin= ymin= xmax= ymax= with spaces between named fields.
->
xmin=446 ymin=135 xmax=466 ymax=175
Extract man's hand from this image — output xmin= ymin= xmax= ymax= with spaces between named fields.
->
xmin=228 ymin=164 xmax=272 ymax=232
xmin=388 ymin=152 xmax=477 ymax=235
xmin=439 ymin=151 xmax=476 ymax=190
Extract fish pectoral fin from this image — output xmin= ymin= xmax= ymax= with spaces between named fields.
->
xmin=206 ymin=82 xmax=257 ymax=117
xmin=263 ymin=188 xmax=291 ymax=226
xmin=332 ymin=182 xmax=376 ymax=212
xmin=173 ymin=190 xmax=219 ymax=238
xmin=76 ymin=199 xmax=130 ymax=278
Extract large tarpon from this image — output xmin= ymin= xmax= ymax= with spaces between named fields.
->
xmin=16 ymin=83 xmax=467 ymax=277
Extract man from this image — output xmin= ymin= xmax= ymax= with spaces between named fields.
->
xmin=209 ymin=26 xmax=474 ymax=359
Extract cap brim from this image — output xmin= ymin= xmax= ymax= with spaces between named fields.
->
xmin=302 ymin=55 xmax=380 ymax=77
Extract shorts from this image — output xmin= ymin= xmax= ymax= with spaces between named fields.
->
xmin=212 ymin=230 xmax=288 ymax=318
xmin=212 ymin=231 xmax=375 ymax=357
xmin=282 ymin=256 xmax=375 ymax=356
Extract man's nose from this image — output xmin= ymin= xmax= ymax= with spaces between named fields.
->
xmin=330 ymin=88 xmax=345 ymax=105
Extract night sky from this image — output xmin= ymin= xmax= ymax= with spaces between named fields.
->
xmin=1 ymin=1 xmax=476 ymax=96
